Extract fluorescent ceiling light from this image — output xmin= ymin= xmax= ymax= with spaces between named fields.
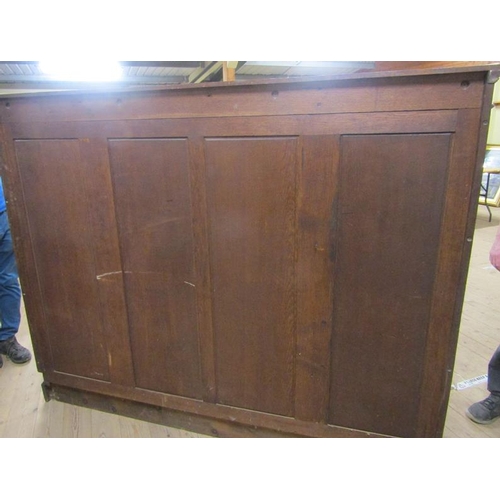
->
xmin=38 ymin=60 xmax=123 ymax=82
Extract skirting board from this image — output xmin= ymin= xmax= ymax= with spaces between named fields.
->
xmin=41 ymin=383 xmax=387 ymax=438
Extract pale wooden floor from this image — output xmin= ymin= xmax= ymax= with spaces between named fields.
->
xmin=1 ymin=205 xmax=500 ymax=438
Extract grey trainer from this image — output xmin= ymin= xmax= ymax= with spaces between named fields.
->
xmin=466 ymin=394 xmax=500 ymax=424
xmin=0 ymin=336 xmax=31 ymax=364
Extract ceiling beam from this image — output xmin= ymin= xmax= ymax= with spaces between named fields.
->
xmin=223 ymin=61 xmax=238 ymax=82
xmin=188 ymin=61 xmax=223 ymax=83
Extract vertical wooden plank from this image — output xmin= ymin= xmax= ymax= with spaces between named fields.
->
xmin=108 ymin=138 xmax=203 ymax=399
xmin=294 ymin=135 xmax=338 ymax=422
xmin=329 ymin=133 xmax=451 ymax=437
xmin=61 ymin=402 xmax=93 ymax=437
xmin=222 ymin=62 xmax=236 ymax=82
xmin=14 ymin=139 xmax=110 ymax=380
xmin=118 ymin=415 xmax=152 ymax=438
xmin=32 ymin=393 xmax=53 ymax=438
xmin=36 ymin=398 xmax=66 ymax=438
xmin=416 ymin=108 xmax=486 ymax=437
xmin=188 ymin=137 xmax=217 ymax=403
xmin=0 ymin=362 xmax=41 ymax=437
xmin=78 ymin=137 xmax=135 ymax=387
xmin=0 ymin=126 xmax=53 ymax=373
xmin=205 ymin=136 xmax=298 ymax=416
xmin=91 ymin=407 xmax=122 ymax=438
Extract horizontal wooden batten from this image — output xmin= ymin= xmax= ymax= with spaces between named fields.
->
xmin=7 ymin=110 xmax=459 ymax=140
xmin=0 ymin=73 xmax=484 ymax=123
xmin=42 ymin=374 xmax=388 ymax=438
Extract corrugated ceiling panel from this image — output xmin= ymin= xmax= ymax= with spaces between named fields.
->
xmin=237 ymin=66 xmax=288 ymax=76
xmin=0 ymin=63 xmax=39 ymax=75
xmin=167 ymin=67 xmax=196 ymax=77
xmin=0 ymin=61 xmax=375 ymax=85
xmin=0 ymin=64 xmax=15 ymax=75
xmin=284 ymin=67 xmax=360 ymax=76
xmin=19 ymin=64 xmax=34 ymax=75
xmin=153 ymin=67 xmax=165 ymax=76
xmin=237 ymin=61 xmax=375 ymax=77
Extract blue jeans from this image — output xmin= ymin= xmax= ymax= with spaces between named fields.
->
xmin=0 ymin=211 xmax=21 ymax=342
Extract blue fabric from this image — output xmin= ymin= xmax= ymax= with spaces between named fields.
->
xmin=0 ymin=210 xmax=20 ymax=341
xmin=0 ymin=177 xmax=6 ymax=213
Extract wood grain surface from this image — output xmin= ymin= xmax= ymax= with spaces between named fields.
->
xmin=0 ymin=69 xmax=494 ymax=437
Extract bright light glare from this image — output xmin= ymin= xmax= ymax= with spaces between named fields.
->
xmin=38 ymin=60 xmax=123 ymax=82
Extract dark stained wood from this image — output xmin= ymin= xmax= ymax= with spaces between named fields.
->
xmin=108 ymin=139 xmax=203 ymax=399
xmin=415 ymin=108 xmax=486 ymax=437
xmin=294 ymin=135 xmax=339 ymax=423
xmin=431 ymin=81 xmax=499 ymax=436
xmin=14 ymin=139 xmax=109 ymax=380
xmin=43 ymin=374 xmax=388 ymax=438
xmin=205 ymin=137 xmax=298 ymax=416
xmin=0 ymin=73 xmax=484 ymax=123
xmin=0 ymin=65 xmax=496 ymax=104
xmin=0 ymin=67 xmax=495 ymax=437
xmin=329 ymin=134 xmax=451 ymax=437
xmin=7 ymin=110 xmax=459 ymax=140
xmin=78 ymin=138 xmax=135 ymax=387
xmin=188 ymin=137 xmax=217 ymax=403
xmin=0 ymin=127 xmax=54 ymax=373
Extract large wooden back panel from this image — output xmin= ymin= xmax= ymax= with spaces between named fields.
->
xmin=0 ymin=68 xmax=496 ymax=437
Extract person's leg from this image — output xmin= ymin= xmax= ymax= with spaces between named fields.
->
xmin=0 ymin=211 xmax=31 ymax=364
xmin=466 ymin=345 xmax=500 ymax=424
xmin=0 ymin=212 xmax=22 ymax=342
xmin=487 ymin=345 xmax=500 ymax=396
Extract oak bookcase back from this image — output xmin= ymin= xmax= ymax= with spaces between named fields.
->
xmin=0 ymin=67 xmax=497 ymax=437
